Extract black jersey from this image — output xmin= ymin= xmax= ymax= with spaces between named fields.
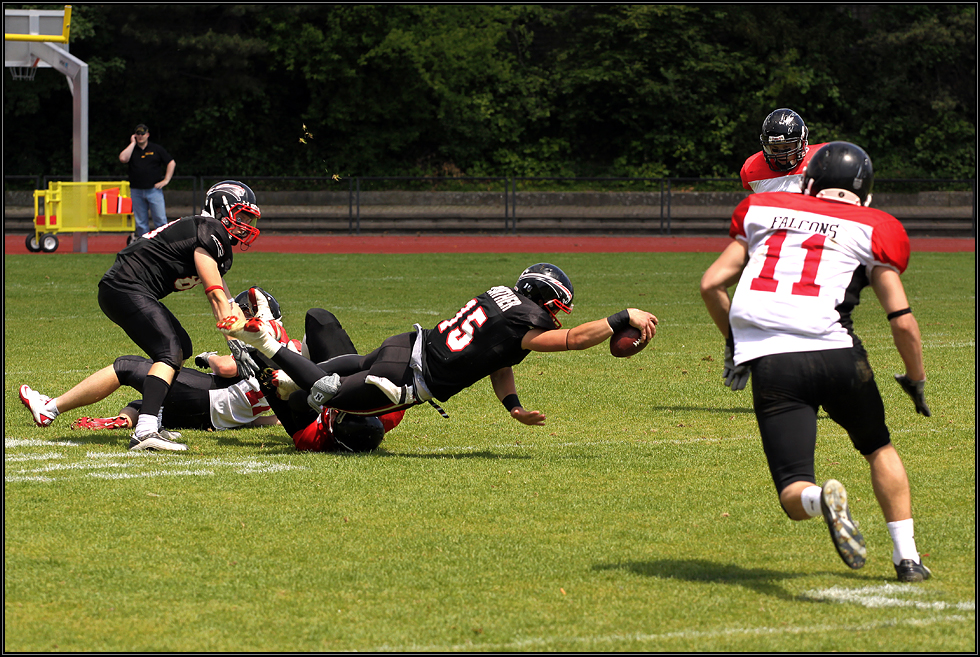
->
xmin=100 ymin=215 xmax=234 ymax=299
xmin=421 ymin=286 xmax=556 ymax=401
xmin=127 ymin=141 xmax=174 ymax=189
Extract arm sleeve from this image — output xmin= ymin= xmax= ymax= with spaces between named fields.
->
xmin=870 ymin=215 xmax=911 ymax=274
xmin=729 ymin=197 xmax=753 ymax=240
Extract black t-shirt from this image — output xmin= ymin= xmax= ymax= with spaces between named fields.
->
xmin=422 ymin=285 xmax=555 ymax=401
xmin=128 ymin=141 xmax=173 ymax=189
xmin=100 ymin=215 xmax=234 ymax=299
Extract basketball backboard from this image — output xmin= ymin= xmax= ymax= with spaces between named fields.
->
xmin=5 ymin=7 xmax=70 ymax=68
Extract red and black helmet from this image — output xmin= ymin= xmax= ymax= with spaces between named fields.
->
xmin=515 ymin=263 xmax=574 ymax=328
xmin=204 ymin=180 xmax=261 ymax=248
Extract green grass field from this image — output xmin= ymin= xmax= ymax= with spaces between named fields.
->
xmin=4 ymin=250 xmax=975 ymax=652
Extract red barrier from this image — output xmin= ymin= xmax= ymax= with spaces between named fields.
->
xmin=5 ymin=233 xmax=974 ymax=255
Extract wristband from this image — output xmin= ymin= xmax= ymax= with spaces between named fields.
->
xmin=502 ymin=394 xmax=521 ymax=412
xmin=607 ymin=309 xmax=631 ymax=332
xmin=205 ymin=285 xmax=224 ymax=294
xmin=886 ymin=307 xmax=912 ymax=321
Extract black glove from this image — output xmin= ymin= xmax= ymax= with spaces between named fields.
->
xmin=894 ymin=374 xmax=932 ymax=417
xmin=723 ymin=331 xmax=750 ymax=391
xmin=228 ymin=339 xmax=260 ymax=379
xmin=195 ymin=351 xmax=218 ymax=369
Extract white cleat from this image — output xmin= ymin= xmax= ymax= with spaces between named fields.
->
xmin=821 ymin=479 xmax=867 ymax=569
xmin=218 ymin=316 xmax=282 ymax=358
xmin=19 ymin=384 xmax=55 ymax=427
xmin=272 ymin=369 xmax=301 ymax=400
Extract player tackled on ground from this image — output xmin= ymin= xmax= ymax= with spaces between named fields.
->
xmin=218 ymin=263 xmax=658 ymax=427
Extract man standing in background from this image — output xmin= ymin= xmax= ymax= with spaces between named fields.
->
xmin=119 ymin=123 xmax=176 ymax=237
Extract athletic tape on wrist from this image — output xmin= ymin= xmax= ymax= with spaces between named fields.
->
xmin=502 ymin=394 xmax=521 ymax=412
xmin=607 ymin=309 xmax=630 ymax=332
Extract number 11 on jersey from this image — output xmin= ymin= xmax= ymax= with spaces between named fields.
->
xmin=750 ymin=229 xmax=826 ymax=297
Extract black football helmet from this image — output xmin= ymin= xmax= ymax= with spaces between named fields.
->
xmin=330 ymin=411 xmax=385 ymax=453
xmin=234 ymin=287 xmax=282 ymax=321
xmin=514 ymin=263 xmax=574 ymax=328
xmin=803 ymin=142 xmax=874 ymax=207
xmin=760 ymin=108 xmax=809 ymax=172
xmin=204 ymin=180 xmax=261 ymax=248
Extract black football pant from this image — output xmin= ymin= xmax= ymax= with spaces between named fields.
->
xmin=270 ymin=327 xmax=416 ymax=416
xmin=749 ymin=345 xmax=892 ymax=496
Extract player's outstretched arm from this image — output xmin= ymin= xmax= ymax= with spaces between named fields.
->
xmin=489 ymin=367 xmax=545 ymax=426
xmin=195 ymin=352 xmax=241 ymax=378
xmin=702 ymin=240 xmax=751 ymax=390
xmin=521 ymin=309 xmax=658 ymax=353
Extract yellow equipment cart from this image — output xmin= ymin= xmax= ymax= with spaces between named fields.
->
xmin=30 ymin=181 xmax=135 ymax=252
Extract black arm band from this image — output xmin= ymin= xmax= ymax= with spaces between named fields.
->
xmin=607 ymin=309 xmax=631 ymax=332
xmin=502 ymin=394 xmax=521 ymax=412
xmin=887 ymin=307 xmax=912 ymax=321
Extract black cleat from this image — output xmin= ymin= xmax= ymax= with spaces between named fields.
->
xmin=895 ymin=559 xmax=932 ymax=582
xmin=129 ymin=431 xmax=187 ymax=452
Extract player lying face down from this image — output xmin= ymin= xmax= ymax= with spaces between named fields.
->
xmin=218 ymin=264 xmax=657 ymax=427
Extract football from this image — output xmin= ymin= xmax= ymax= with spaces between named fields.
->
xmin=609 ymin=326 xmax=647 ymax=358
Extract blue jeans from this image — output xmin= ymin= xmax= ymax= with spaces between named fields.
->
xmin=131 ymin=187 xmax=168 ymax=236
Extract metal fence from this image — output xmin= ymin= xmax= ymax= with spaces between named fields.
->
xmin=6 ymin=174 xmax=976 ymax=237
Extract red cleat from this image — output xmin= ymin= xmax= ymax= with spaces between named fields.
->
xmin=71 ymin=416 xmax=131 ymax=430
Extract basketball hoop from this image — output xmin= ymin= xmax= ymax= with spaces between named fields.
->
xmin=9 ymin=58 xmax=39 ymax=81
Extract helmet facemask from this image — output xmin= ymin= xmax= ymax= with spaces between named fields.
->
xmin=205 ymin=181 xmax=261 ymax=249
xmin=760 ymin=108 xmax=809 ymax=172
xmin=542 ymin=298 xmax=574 ymax=329
xmin=221 ymin=204 xmax=261 ymax=249
xmin=762 ymin=136 xmax=807 ymax=172
xmin=234 ymin=286 xmax=281 ymax=321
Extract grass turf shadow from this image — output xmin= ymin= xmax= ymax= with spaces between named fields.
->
xmin=593 ymin=558 xmax=881 ymax=601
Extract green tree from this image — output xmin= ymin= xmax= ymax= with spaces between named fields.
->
xmin=3 ymin=4 xmax=975 ymax=182
xmin=849 ymin=5 xmax=976 ymax=178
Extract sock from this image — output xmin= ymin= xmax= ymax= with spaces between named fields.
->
xmin=44 ymin=399 xmax=62 ymax=419
xmin=887 ymin=518 xmax=920 ymax=565
xmin=134 ymin=413 xmax=159 ymax=437
xmin=800 ymin=485 xmax=823 ymax=518
xmin=135 ymin=374 xmax=170 ymax=436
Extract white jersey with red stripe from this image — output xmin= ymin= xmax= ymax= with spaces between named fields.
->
xmin=208 ymin=377 xmax=271 ymax=430
xmin=205 ymin=329 xmax=297 ymax=430
xmin=728 ymin=192 xmax=910 ymax=365
xmin=740 ymin=143 xmax=827 ymax=193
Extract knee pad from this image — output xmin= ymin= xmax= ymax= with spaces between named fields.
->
xmin=304 ymin=308 xmax=357 ymax=361
xmin=113 ymin=355 xmax=151 ymax=389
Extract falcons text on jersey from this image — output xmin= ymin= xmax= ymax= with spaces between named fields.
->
xmin=727 ymin=191 xmax=910 ymax=365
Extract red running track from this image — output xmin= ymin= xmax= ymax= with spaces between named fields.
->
xmin=6 ymin=233 xmax=975 ymax=254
